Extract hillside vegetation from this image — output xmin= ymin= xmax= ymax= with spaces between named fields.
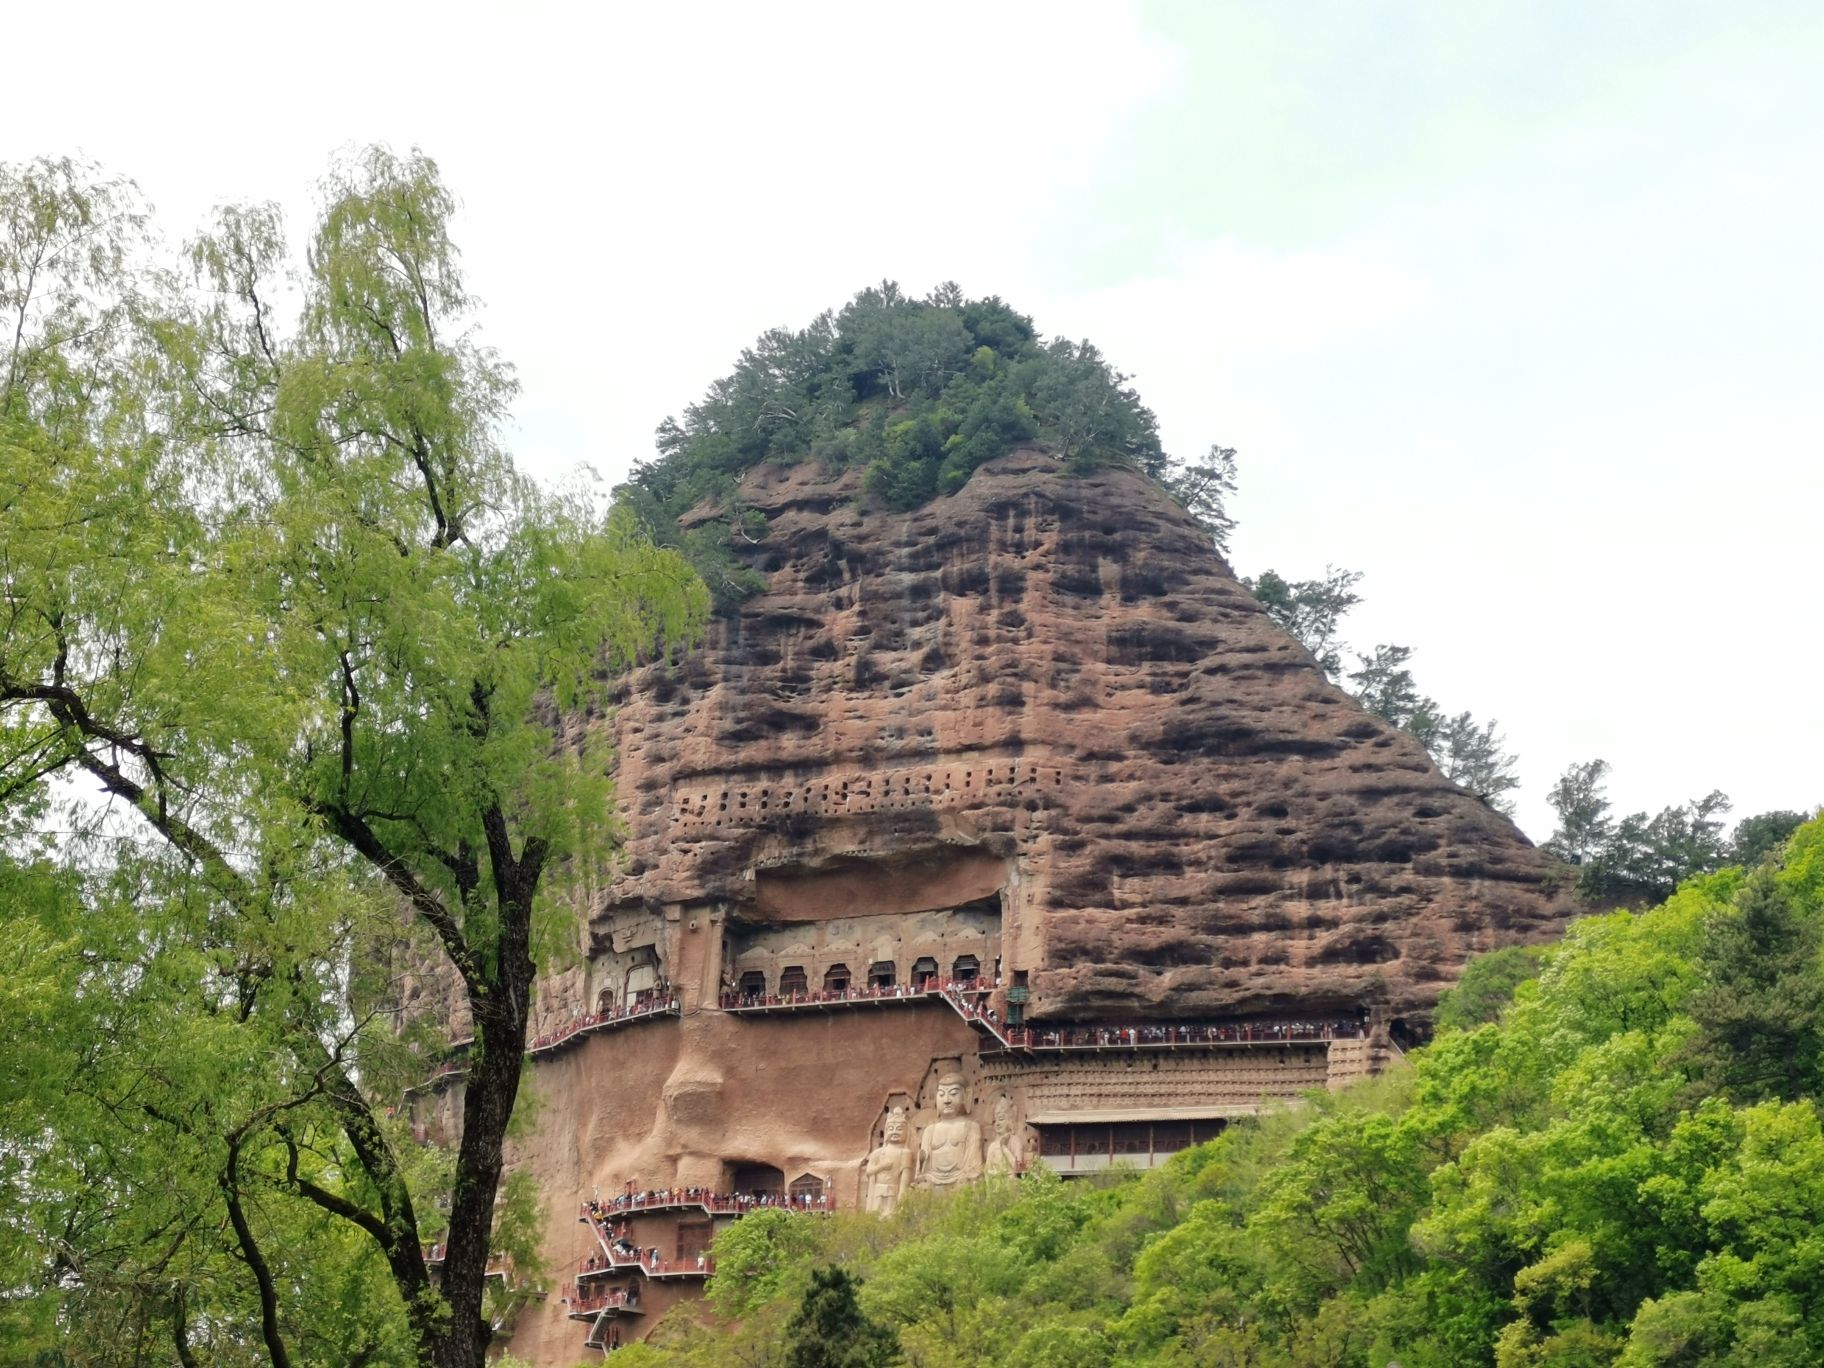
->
xmin=611 ymin=817 xmax=1824 ymax=1368
xmin=614 ymin=284 xmax=1178 ymax=604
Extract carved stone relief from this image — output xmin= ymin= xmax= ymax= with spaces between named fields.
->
xmin=982 ymin=1094 xmax=1028 ymax=1176
xmin=861 ymin=1103 xmax=915 ymax=1216
xmin=914 ymin=1071 xmax=982 ymax=1191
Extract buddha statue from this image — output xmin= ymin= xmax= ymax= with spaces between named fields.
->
xmin=862 ymin=1106 xmax=914 ymax=1215
xmin=915 ymin=1072 xmax=982 ymax=1191
xmin=983 ymin=1094 xmax=1023 ymax=1176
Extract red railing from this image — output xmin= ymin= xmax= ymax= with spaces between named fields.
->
xmin=720 ymin=975 xmax=997 ymax=1012
xmin=580 ymin=1189 xmax=832 ymax=1221
xmin=411 ymin=996 xmax=681 ymax=1091
xmin=419 ymin=975 xmax=1368 ymax=1096
xmin=563 ymin=1284 xmax=644 ymax=1317
xmin=526 ymin=994 xmax=681 ymax=1058
xmin=1003 ymin=1020 xmax=1365 ymax=1049
xmin=937 ymin=986 xmax=1364 ymax=1051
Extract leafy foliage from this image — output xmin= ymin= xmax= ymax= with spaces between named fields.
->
xmin=1154 ymin=444 xmax=1238 ymax=556
xmin=1247 ymin=567 xmax=1363 ymax=679
xmin=1434 ymin=945 xmax=1550 ymax=1032
xmin=1681 ymin=869 xmax=1824 ymax=1103
xmin=615 ymin=283 xmax=1173 ymax=601
xmin=1543 ymin=761 xmax=1816 ymax=905
xmin=623 ymin=819 xmax=1824 ymax=1368
xmin=0 ymin=150 xmax=705 ymax=1368
xmin=784 ymin=1268 xmax=899 ymax=1368
xmin=1245 ymin=574 xmax=1521 ymax=815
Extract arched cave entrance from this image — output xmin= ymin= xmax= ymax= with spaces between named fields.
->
xmin=625 ymin=947 xmax=661 ymax=1006
xmin=788 ymin=1173 xmax=826 ymax=1205
xmin=779 ymin=965 xmax=808 ymax=997
xmin=911 ymin=956 xmax=939 ymax=989
xmin=729 ymin=1162 xmax=784 ymax=1198
xmin=823 ymin=963 xmax=850 ymax=993
xmin=951 ymin=953 xmax=980 ymax=983
xmin=868 ymin=960 xmax=896 ymax=989
xmin=738 ymin=970 xmax=766 ymax=1002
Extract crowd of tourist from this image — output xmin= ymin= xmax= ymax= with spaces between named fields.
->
xmin=937 ymin=990 xmax=1366 ymax=1049
xmin=716 ymin=977 xmax=1361 ymax=1052
xmin=581 ymin=1186 xmax=833 ymax=1221
xmin=574 ymin=1229 xmax=715 ymax=1279
xmin=526 ymin=988 xmax=679 ymax=1058
xmin=721 ymin=974 xmax=998 ymax=1011
xmin=566 ymin=1281 xmax=640 ymax=1314
xmin=1004 ymin=1019 xmax=1367 ymax=1048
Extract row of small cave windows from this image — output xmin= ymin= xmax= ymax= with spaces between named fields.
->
xmin=696 ymin=768 xmax=1059 ymax=814
xmin=738 ymin=954 xmax=982 ymax=998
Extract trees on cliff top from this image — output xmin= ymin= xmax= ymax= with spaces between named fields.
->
xmin=617 ymin=282 xmax=1178 ymax=601
xmin=0 ymin=150 xmax=704 ymax=1366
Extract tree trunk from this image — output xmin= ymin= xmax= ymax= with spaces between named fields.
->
xmin=430 ymin=875 xmax=538 ymax=1368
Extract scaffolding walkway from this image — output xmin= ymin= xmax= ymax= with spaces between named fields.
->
xmin=409 ymin=998 xmax=680 ymax=1093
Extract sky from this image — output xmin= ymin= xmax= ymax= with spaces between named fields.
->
xmin=7 ymin=0 xmax=1820 ymax=843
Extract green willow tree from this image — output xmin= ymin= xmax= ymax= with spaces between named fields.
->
xmin=0 ymin=150 xmax=705 ymax=1367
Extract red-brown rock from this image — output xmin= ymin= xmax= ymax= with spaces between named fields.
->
xmin=572 ymin=448 xmax=1568 ymax=1032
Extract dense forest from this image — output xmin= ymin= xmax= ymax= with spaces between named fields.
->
xmin=608 ymin=818 xmax=1824 ymax=1368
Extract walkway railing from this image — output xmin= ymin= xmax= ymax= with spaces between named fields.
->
xmin=577 ymin=1207 xmax=718 ymax=1281
xmin=1000 ymin=1019 xmax=1365 ymax=1050
xmin=421 ymin=975 xmax=1369 ymax=1096
xmin=563 ymin=1284 xmax=644 ymax=1317
xmin=720 ymin=976 xmax=996 ymax=1013
xmin=581 ymin=1189 xmax=832 ymax=1221
xmin=721 ymin=977 xmax=1364 ymax=1054
xmin=575 ymin=1187 xmax=834 ymax=1289
xmin=583 ymin=1313 xmax=626 ymax=1352
xmin=410 ymin=996 xmax=681 ymax=1092
xmin=527 ymin=995 xmax=681 ymax=1059
xmin=937 ymin=986 xmax=1366 ymax=1052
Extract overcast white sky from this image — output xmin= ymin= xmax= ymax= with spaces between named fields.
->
xmin=8 ymin=0 xmax=1820 ymax=843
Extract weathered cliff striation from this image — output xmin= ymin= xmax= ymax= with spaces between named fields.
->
xmin=555 ymin=447 xmax=1565 ymax=1029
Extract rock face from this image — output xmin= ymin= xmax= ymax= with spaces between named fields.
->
xmin=483 ymin=449 xmax=1571 ymax=1362
xmin=559 ymin=447 xmax=1563 ymax=1029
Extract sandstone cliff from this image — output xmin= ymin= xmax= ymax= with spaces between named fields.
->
xmin=483 ymin=446 xmax=1574 ymax=1363
xmin=559 ymin=447 xmax=1567 ymax=1033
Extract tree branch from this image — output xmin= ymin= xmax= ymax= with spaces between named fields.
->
xmin=281 ymin=1129 xmax=391 ymax=1247
xmin=305 ymin=797 xmax=483 ymax=994
xmin=221 ymin=1140 xmax=294 ymax=1368
xmin=171 ymin=1286 xmax=201 ymax=1368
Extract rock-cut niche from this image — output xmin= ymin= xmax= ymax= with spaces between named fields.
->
xmin=723 ymin=848 xmax=1006 ymax=1003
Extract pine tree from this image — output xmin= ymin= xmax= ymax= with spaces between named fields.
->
xmin=784 ymin=1267 xmax=899 ymax=1368
xmin=1682 ymin=870 xmax=1824 ymax=1103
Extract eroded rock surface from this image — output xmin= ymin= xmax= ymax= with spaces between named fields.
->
xmin=575 ymin=449 xmax=1566 ymax=1029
